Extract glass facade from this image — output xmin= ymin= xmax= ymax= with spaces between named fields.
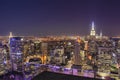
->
xmin=9 ymin=37 xmax=23 ymax=72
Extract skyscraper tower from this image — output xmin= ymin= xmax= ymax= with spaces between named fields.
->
xmin=9 ymin=37 xmax=23 ymax=71
xmin=100 ymin=30 xmax=102 ymax=38
xmin=9 ymin=32 xmax=13 ymax=38
xmin=90 ymin=21 xmax=96 ymax=36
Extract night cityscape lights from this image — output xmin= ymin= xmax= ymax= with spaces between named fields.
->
xmin=0 ymin=22 xmax=119 ymax=80
xmin=1 ymin=0 xmax=120 ymax=80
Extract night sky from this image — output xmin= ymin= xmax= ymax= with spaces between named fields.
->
xmin=0 ymin=0 xmax=120 ymax=36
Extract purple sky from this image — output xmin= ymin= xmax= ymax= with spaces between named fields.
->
xmin=0 ymin=0 xmax=120 ymax=36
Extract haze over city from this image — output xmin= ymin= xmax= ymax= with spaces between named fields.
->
xmin=0 ymin=0 xmax=120 ymax=36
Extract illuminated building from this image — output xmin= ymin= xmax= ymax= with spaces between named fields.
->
xmin=41 ymin=42 xmax=48 ymax=64
xmin=47 ymin=39 xmax=75 ymax=65
xmin=84 ymin=41 xmax=88 ymax=50
xmin=100 ymin=30 xmax=103 ymax=38
xmin=74 ymin=40 xmax=81 ymax=65
xmin=90 ymin=21 xmax=96 ymax=36
xmin=9 ymin=32 xmax=13 ymax=38
xmin=97 ymin=47 xmax=113 ymax=76
xmin=9 ymin=37 xmax=24 ymax=71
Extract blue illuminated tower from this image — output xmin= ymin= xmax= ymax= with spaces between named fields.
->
xmin=9 ymin=36 xmax=23 ymax=72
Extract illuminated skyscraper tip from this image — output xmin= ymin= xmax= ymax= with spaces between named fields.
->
xmin=100 ymin=30 xmax=102 ymax=37
xmin=92 ymin=21 xmax=95 ymax=30
xmin=9 ymin=32 xmax=13 ymax=38
xmin=90 ymin=21 xmax=96 ymax=36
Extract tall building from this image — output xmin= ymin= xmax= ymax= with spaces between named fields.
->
xmin=9 ymin=37 xmax=23 ymax=71
xmin=90 ymin=21 xmax=96 ymax=36
xmin=100 ymin=30 xmax=103 ymax=38
xmin=97 ymin=47 xmax=113 ymax=74
xmin=9 ymin=32 xmax=13 ymax=38
xmin=74 ymin=40 xmax=81 ymax=65
xmin=41 ymin=42 xmax=48 ymax=64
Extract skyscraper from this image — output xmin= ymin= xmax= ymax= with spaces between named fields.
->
xmin=90 ymin=21 xmax=96 ymax=36
xmin=9 ymin=37 xmax=23 ymax=71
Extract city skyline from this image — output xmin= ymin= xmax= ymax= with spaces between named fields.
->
xmin=0 ymin=0 xmax=120 ymax=36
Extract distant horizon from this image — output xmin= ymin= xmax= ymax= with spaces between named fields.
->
xmin=0 ymin=31 xmax=119 ymax=37
xmin=1 ymin=0 xmax=120 ymax=36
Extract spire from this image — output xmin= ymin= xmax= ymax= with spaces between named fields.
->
xmin=92 ymin=21 xmax=95 ymax=30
